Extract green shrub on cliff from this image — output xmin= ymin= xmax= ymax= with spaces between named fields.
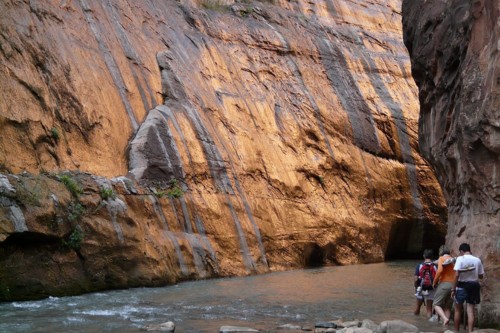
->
xmin=63 ymin=226 xmax=84 ymax=250
xmin=68 ymin=202 xmax=85 ymax=222
xmin=152 ymin=179 xmax=184 ymax=199
xmin=237 ymin=5 xmax=254 ymax=16
xmin=100 ymin=188 xmax=116 ymax=201
xmin=60 ymin=175 xmax=83 ymax=198
xmin=50 ymin=127 xmax=60 ymax=142
xmin=200 ymin=0 xmax=229 ymax=11
xmin=166 ymin=179 xmax=184 ymax=198
xmin=167 ymin=185 xmax=183 ymax=198
xmin=153 ymin=189 xmax=166 ymax=198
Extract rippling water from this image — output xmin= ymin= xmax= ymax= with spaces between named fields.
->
xmin=0 ymin=261 xmax=443 ymax=332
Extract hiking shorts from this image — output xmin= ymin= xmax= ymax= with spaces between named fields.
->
xmin=433 ymin=282 xmax=453 ymax=308
xmin=455 ymin=281 xmax=481 ymax=305
xmin=422 ymin=288 xmax=435 ymax=301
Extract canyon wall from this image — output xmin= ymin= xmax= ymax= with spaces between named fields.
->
xmin=402 ymin=0 xmax=500 ymax=326
xmin=1 ymin=0 xmax=446 ymax=301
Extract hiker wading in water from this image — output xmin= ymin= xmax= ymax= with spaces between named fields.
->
xmin=451 ymin=243 xmax=484 ymax=333
xmin=413 ymin=249 xmax=436 ymax=318
xmin=432 ymin=245 xmax=455 ymax=326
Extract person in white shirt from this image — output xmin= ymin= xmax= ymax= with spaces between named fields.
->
xmin=451 ymin=243 xmax=485 ymax=333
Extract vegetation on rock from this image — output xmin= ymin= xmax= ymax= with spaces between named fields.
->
xmin=100 ymin=188 xmax=116 ymax=201
xmin=60 ymin=175 xmax=83 ymax=198
xmin=62 ymin=225 xmax=84 ymax=250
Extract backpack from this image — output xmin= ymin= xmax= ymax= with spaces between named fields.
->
xmin=419 ymin=262 xmax=436 ymax=291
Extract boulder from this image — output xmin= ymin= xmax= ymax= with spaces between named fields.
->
xmin=377 ymin=320 xmax=418 ymax=333
xmin=361 ymin=319 xmax=379 ymax=331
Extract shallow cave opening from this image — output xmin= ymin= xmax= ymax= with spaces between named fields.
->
xmin=303 ymin=242 xmax=325 ymax=267
xmin=1 ymin=231 xmax=61 ymax=248
xmin=385 ymin=219 xmax=445 ymax=260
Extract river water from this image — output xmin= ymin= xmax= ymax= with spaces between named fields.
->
xmin=0 ymin=261 xmax=442 ymax=332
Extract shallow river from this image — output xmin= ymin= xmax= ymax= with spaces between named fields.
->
xmin=0 ymin=260 xmax=443 ymax=332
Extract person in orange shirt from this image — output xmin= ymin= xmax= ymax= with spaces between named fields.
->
xmin=432 ymin=245 xmax=455 ymax=325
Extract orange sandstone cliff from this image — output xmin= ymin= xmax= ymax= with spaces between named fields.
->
xmin=0 ymin=0 xmax=446 ymax=301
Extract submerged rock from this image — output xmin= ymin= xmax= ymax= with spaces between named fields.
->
xmin=143 ymin=321 xmax=175 ymax=332
xmin=220 ymin=326 xmax=259 ymax=333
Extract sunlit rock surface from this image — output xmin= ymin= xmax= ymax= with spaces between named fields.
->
xmin=402 ymin=0 xmax=500 ymax=326
xmin=0 ymin=0 xmax=446 ymax=300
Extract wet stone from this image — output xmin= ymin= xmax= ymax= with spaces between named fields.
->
xmin=277 ymin=323 xmax=302 ymax=330
xmin=219 ymin=326 xmax=259 ymax=333
xmin=315 ymin=322 xmax=338 ymax=329
xmin=143 ymin=321 xmax=175 ymax=332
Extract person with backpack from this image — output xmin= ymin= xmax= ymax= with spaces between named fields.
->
xmin=432 ymin=245 xmax=455 ymax=326
xmin=413 ymin=249 xmax=437 ymax=318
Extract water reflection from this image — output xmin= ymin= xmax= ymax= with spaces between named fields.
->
xmin=0 ymin=261 xmax=443 ymax=332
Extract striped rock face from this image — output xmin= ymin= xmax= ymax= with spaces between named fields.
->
xmin=0 ymin=0 xmax=446 ymax=300
xmin=403 ymin=0 xmax=500 ymax=326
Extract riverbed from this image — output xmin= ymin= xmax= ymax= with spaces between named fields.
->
xmin=0 ymin=260 xmax=442 ymax=332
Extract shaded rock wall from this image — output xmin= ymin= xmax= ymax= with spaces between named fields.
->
xmin=1 ymin=0 xmax=446 ymax=300
xmin=402 ymin=0 xmax=500 ymax=326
